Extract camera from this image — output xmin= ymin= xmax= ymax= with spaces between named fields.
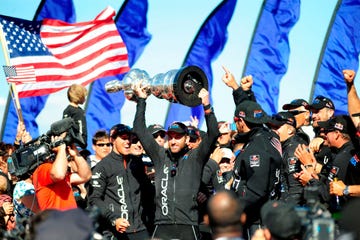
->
xmin=10 ymin=118 xmax=86 ymax=180
xmin=295 ymin=186 xmax=335 ymax=240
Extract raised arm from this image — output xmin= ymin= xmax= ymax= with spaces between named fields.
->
xmin=68 ymin=144 xmax=91 ymax=185
xmin=222 ymin=66 xmax=256 ymax=105
xmin=132 ymin=80 xmax=162 ymax=165
xmin=344 ymin=69 xmax=360 ymax=129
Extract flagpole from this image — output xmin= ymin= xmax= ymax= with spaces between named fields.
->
xmin=0 ymin=23 xmax=25 ymax=129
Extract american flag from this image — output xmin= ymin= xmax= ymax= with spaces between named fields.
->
xmin=3 ymin=65 xmax=36 ymax=83
xmin=0 ymin=7 xmax=129 ymax=98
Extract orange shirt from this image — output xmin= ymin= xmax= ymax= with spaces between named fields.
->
xmin=33 ymin=162 xmax=77 ymax=211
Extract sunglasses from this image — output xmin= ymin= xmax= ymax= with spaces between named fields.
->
xmin=153 ymin=132 xmax=166 ymax=139
xmin=289 ymin=110 xmax=306 ymax=115
xmin=189 ymin=137 xmax=198 ymax=143
xmin=131 ymin=136 xmax=140 ymax=144
xmin=96 ymin=143 xmax=112 ymax=147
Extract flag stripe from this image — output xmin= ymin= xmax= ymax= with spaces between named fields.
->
xmin=85 ymin=0 xmax=152 ymax=150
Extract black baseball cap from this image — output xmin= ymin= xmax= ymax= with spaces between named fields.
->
xmin=234 ymin=100 xmax=269 ymax=124
xmin=307 ymin=95 xmax=335 ymax=110
xmin=282 ymin=98 xmax=309 ymax=110
xmin=269 ymin=111 xmax=297 ymax=128
xmin=318 ymin=115 xmax=355 ymax=134
xmin=147 ymin=124 xmax=166 ymax=135
xmin=110 ymin=124 xmax=132 ymax=138
xmin=167 ymin=122 xmax=188 ymax=134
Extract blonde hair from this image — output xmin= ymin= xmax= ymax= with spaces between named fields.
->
xmin=67 ymin=84 xmax=87 ymax=104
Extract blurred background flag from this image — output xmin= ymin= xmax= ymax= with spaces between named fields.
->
xmin=85 ymin=0 xmax=152 ymax=150
xmin=311 ymin=0 xmax=360 ymax=114
xmin=1 ymin=0 xmax=76 ymax=143
xmin=164 ymin=0 xmax=237 ymax=128
xmin=243 ymin=0 xmax=300 ymax=115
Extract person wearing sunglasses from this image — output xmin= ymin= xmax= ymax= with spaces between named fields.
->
xmin=282 ymin=98 xmax=313 ymax=144
xmin=222 ymin=67 xmax=282 ymax=239
xmin=304 ymin=96 xmax=336 ymax=174
xmin=187 ymin=125 xmax=202 ymax=150
xmin=268 ymin=111 xmax=309 ymax=206
xmin=148 ymin=124 xmax=167 ymax=148
xmin=132 ymin=81 xmax=219 ymax=240
xmin=87 ymin=130 xmax=112 ymax=169
xmin=88 ymin=124 xmax=153 ymax=240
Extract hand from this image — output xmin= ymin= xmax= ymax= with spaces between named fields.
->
xmin=210 ymin=147 xmax=223 ymax=164
xmin=22 ymin=131 xmax=32 ymax=144
xmin=309 ymin=137 xmax=324 ymax=153
xmin=198 ymin=88 xmax=210 ymax=106
xmin=330 ymin=180 xmax=346 ymax=196
xmin=114 ymin=218 xmax=130 ymax=233
xmin=240 ymin=75 xmax=253 ymax=91
xmin=189 ymin=115 xmax=199 ymax=128
xmin=294 ymin=144 xmax=316 ymax=165
xmin=67 ymin=144 xmax=80 ymax=159
xmin=15 ymin=121 xmax=26 ymax=142
xmin=343 ymin=69 xmax=356 ymax=84
xmin=219 ymin=122 xmax=231 ymax=134
xmin=51 ymin=135 xmax=66 ymax=152
xmin=133 ymin=80 xmax=149 ymax=99
xmin=293 ymin=165 xmax=318 ymax=186
xmin=2 ymin=201 xmax=14 ymax=215
xmin=222 ymin=66 xmax=239 ymax=90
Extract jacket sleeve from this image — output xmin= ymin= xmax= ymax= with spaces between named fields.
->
xmin=232 ymin=87 xmax=256 ymax=106
xmin=87 ymin=163 xmax=117 ymax=222
xmin=196 ymin=109 xmax=220 ymax=165
xmin=133 ymin=98 xmax=163 ymax=166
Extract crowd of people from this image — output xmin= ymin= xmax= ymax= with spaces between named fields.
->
xmin=0 ymin=67 xmax=359 ymax=240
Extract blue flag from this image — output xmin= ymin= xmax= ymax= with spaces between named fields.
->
xmin=311 ymin=0 xmax=360 ymax=114
xmin=243 ymin=0 xmax=300 ymax=115
xmin=1 ymin=0 xmax=76 ymax=143
xmin=164 ymin=0 xmax=237 ymax=128
xmin=85 ymin=0 xmax=151 ymax=149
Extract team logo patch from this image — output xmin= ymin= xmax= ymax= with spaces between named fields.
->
xmin=250 ymin=155 xmax=260 ymax=167
xmin=350 ymin=154 xmax=360 ymax=167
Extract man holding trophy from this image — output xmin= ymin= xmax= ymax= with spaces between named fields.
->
xmin=125 ymin=66 xmax=219 ymax=240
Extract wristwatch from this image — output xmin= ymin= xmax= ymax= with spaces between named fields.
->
xmin=343 ymin=185 xmax=350 ymax=196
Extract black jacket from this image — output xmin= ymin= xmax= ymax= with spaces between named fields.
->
xmin=232 ymin=127 xmax=282 ymax=225
xmin=133 ymin=98 xmax=219 ymax=226
xmin=88 ymin=151 xmax=151 ymax=234
xmin=280 ymin=134 xmax=308 ymax=205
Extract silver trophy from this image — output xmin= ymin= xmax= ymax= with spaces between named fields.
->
xmin=105 ymin=65 xmax=208 ymax=107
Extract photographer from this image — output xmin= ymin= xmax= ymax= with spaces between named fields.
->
xmin=32 ymin=134 xmax=91 ymax=211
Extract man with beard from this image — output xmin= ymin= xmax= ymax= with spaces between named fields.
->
xmin=132 ymin=82 xmax=219 ymax=240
